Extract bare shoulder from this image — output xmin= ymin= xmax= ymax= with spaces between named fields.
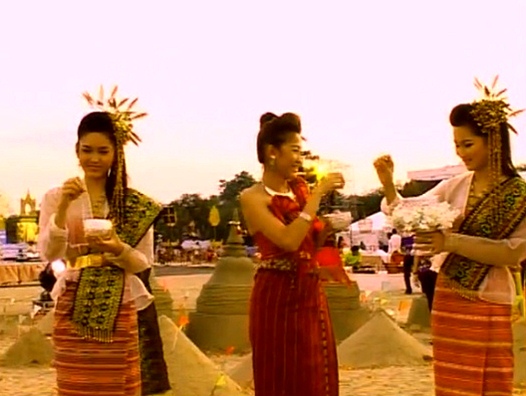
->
xmin=240 ymin=183 xmax=267 ymax=206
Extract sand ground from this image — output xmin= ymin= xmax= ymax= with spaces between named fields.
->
xmin=0 ymin=271 xmax=524 ymax=395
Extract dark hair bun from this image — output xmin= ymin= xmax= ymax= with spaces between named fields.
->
xmin=449 ymin=103 xmax=475 ymax=128
xmin=278 ymin=112 xmax=301 ymax=131
xmin=260 ymin=112 xmax=278 ymax=127
xmin=256 ymin=112 xmax=302 ymax=164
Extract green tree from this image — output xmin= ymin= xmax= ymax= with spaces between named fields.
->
xmin=400 ymin=180 xmax=440 ymax=197
xmin=357 ymin=188 xmax=384 ymax=218
xmin=177 ymin=193 xmax=215 ymax=239
xmin=319 ymin=191 xmax=349 ymax=214
xmin=214 ymin=171 xmax=257 ymax=241
xmin=155 ymin=194 xmax=216 ymax=243
xmin=218 ymin=171 xmax=257 ymax=202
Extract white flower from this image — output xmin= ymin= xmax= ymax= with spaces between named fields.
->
xmin=390 ymin=197 xmax=460 ymax=234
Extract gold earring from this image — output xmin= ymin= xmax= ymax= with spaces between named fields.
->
xmin=269 ymin=156 xmax=276 ymax=168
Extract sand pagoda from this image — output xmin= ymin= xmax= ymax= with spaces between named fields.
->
xmin=187 ymin=210 xmax=255 ymax=353
xmin=158 ymin=315 xmax=246 ymax=396
xmin=324 ymin=282 xmax=370 ymax=341
xmin=1 ymin=327 xmax=53 ymax=367
xmin=337 ymin=309 xmax=432 ymax=368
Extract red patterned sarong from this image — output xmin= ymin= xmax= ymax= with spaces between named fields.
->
xmin=53 ymin=281 xmax=141 ymax=396
xmin=250 ymin=269 xmax=339 ymax=396
xmin=432 ymin=274 xmax=514 ymax=396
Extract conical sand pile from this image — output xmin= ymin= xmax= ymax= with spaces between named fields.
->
xmin=406 ymin=295 xmax=431 ymax=329
xmin=337 ymin=310 xmax=432 ymax=368
xmin=1 ymin=327 xmax=53 ymax=367
xmin=227 ymin=353 xmax=253 ymax=389
xmin=36 ymin=309 xmax=55 ymax=336
xmin=513 ymin=320 xmax=526 ymax=387
xmin=158 ymin=315 xmax=246 ymax=396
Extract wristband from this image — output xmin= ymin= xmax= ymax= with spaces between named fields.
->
xmin=298 ymin=212 xmax=313 ymax=223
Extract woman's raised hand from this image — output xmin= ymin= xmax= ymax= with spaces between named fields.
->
xmin=315 ymin=172 xmax=345 ymax=196
xmin=373 ymin=155 xmax=395 ymax=187
xmin=59 ymin=177 xmax=85 ymax=207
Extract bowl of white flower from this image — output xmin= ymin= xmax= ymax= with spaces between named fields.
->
xmin=83 ymin=219 xmax=113 ymax=239
xmin=390 ymin=196 xmax=460 ymax=234
xmin=323 ymin=210 xmax=353 ymax=231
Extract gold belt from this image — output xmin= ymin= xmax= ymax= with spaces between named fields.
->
xmin=67 ymin=253 xmax=105 ymax=269
xmin=256 ymin=258 xmax=297 ymax=272
xmin=256 ymin=255 xmax=319 ymax=275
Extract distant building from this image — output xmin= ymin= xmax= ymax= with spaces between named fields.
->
xmin=408 ymin=165 xmax=525 ymax=181
xmin=407 ymin=164 xmax=466 ymax=181
xmin=5 ymin=190 xmax=39 ymax=244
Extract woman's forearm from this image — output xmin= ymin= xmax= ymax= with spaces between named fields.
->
xmin=383 ymin=181 xmax=398 ymax=206
xmin=444 ymin=233 xmax=526 ymax=267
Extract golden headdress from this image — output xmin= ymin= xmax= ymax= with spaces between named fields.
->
xmin=471 ymin=76 xmax=523 ymax=135
xmin=82 ymin=86 xmax=147 ymax=228
xmin=470 ymin=76 xmax=524 ymax=220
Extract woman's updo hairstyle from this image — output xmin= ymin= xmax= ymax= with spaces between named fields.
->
xmin=256 ymin=112 xmax=302 ymax=164
xmin=77 ymin=111 xmax=116 ymax=143
xmin=450 ymin=103 xmax=517 ymax=177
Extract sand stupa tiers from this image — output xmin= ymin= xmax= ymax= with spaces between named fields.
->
xmin=1 ymin=327 xmax=53 ymax=367
xmin=187 ymin=210 xmax=255 ymax=353
xmin=158 ymin=315 xmax=246 ymax=396
xmin=149 ymin=270 xmax=176 ymax=320
xmin=337 ymin=309 xmax=432 ymax=369
xmin=324 ymin=282 xmax=371 ymax=341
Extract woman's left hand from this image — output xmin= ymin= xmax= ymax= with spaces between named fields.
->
xmin=87 ymin=231 xmax=125 ymax=256
xmin=321 ymin=217 xmax=335 ymax=235
xmin=414 ymin=231 xmax=445 ymax=255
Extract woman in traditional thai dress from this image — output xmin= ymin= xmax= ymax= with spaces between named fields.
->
xmin=240 ymin=112 xmax=345 ymax=396
xmin=37 ymin=89 xmax=170 ymax=396
xmin=374 ymin=78 xmax=526 ymax=395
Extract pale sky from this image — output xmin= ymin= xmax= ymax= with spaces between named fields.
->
xmin=1 ymin=0 xmax=525 ymax=214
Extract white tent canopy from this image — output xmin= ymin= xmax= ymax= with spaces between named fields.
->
xmin=350 ymin=211 xmax=390 ymax=233
xmin=338 ymin=212 xmax=391 ymax=251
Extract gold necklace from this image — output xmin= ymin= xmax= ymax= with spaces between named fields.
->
xmin=90 ymin=194 xmax=107 ymax=218
xmin=469 ymin=176 xmax=490 ymax=198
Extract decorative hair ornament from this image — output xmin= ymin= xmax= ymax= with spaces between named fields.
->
xmin=470 ymin=76 xmax=524 ymax=223
xmin=82 ymin=86 xmax=148 ymax=230
xmin=471 ymin=75 xmax=524 ymax=136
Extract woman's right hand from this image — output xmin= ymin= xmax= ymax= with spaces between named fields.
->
xmin=59 ymin=177 xmax=85 ymax=207
xmin=373 ymin=155 xmax=395 ymax=187
xmin=315 ymin=172 xmax=345 ymax=196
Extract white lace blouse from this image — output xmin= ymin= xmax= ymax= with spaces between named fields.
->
xmin=37 ymin=187 xmax=154 ymax=311
xmin=381 ymin=172 xmax=526 ymax=305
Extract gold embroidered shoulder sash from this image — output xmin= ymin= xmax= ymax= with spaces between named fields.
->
xmin=441 ymin=176 xmax=526 ymax=298
xmin=71 ymin=189 xmax=163 ymax=342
